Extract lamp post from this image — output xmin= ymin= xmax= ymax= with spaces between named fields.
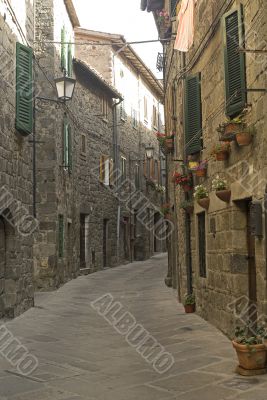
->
xmin=32 ymin=73 xmax=76 ymax=217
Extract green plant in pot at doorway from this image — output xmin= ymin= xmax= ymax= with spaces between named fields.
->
xmin=233 ymin=325 xmax=267 ymax=375
xmin=183 ymin=293 xmax=195 ymax=313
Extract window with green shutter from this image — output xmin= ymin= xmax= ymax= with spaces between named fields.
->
xmin=63 ymin=118 xmax=72 ymax=171
xmin=16 ymin=43 xmax=33 ymax=136
xmin=61 ymin=27 xmax=67 ymax=72
xmin=67 ymin=41 xmax=73 ymax=77
xmin=58 ymin=215 xmax=64 ymax=258
xmin=184 ymin=73 xmax=202 ymax=155
xmin=223 ymin=5 xmax=246 ymax=117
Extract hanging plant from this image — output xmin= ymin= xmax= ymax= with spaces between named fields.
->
xmin=212 ymin=142 xmax=231 ymax=161
xmin=212 ymin=177 xmax=231 ymax=203
xmin=194 ymin=185 xmax=209 ymax=209
xmin=190 ymin=160 xmax=208 ymax=177
xmin=173 ymin=172 xmax=193 ymax=192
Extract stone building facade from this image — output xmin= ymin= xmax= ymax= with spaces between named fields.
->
xmin=74 ymin=29 xmax=167 ymax=270
xmin=0 ymin=0 xmax=35 ymax=317
xmin=143 ymin=0 xmax=267 ymax=336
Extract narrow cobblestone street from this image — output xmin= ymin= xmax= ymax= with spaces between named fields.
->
xmin=0 ymin=253 xmax=267 ymax=399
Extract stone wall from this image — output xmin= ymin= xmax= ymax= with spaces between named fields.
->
xmin=163 ymin=0 xmax=267 ymax=336
xmin=0 ymin=0 xmax=35 ymax=317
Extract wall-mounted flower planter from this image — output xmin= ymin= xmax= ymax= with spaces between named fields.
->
xmin=164 ymin=139 xmax=174 ymax=153
xmin=216 ymin=190 xmax=231 ymax=203
xmin=164 ymin=213 xmax=171 ymax=220
xmin=182 ymin=185 xmax=193 ymax=193
xmin=215 ymin=151 xmax=229 ymax=161
xmin=197 ymin=197 xmax=210 ymax=210
xmin=196 ymin=169 xmax=207 ymax=177
xmin=236 ymin=131 xmax=252 ymax=146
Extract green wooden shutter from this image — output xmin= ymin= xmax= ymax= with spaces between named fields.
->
xmin=223 ymin=6 xmax=246 ymax=117
xmin=170 ymin=0 xmax=177 ymax=17
xmin=58 ymin=215 xmax=64 ymax=258
xmin=63 ymin=118 xmax=69 ymax=168
xmin=68 ymin=124 xmax=72 ymax=172
xmin=184 ymin=74 xmax=202 ymax=155
xmin=67 ymin=40 xmax=73 ymax=77
xmin=16 ymin=43 xmax=33 ymax=136
xmin=61 ymin=27 xmax=67 ymax=71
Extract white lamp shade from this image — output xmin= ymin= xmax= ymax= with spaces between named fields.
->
xmin=55 ymin=76 xmax=76 ymax=101
xmin=145 ymin=146 xmax=154 ymax=159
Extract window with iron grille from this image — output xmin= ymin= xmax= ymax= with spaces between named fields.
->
xmin=198 ymin=213 xmax=206 ymax=278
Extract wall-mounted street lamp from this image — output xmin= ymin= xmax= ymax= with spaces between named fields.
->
xmin=145 ymin=145 xmax=155 ymax=160
xmin=54 ymin=75 xmax=76 ymax=102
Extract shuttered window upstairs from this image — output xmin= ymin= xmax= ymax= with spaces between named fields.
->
xmin=170 ymin=0 xmax=178 ymax=17
xmin=63 ymin=119 xmax=72 ymax=172
xmin=184 ymin=73 xmax=202 ymax=155
xmin=223 ymin=5 xmax=246 ymax=117
xmin=16 ymin=43 xmax=33 ymax=136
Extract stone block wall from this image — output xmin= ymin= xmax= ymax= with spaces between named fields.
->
xmin=163 ymin=0 xmax=267 ymax=336
xmin=0 ymin=1 xmax=35 ymax=317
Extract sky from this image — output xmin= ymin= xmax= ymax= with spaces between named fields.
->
xmin=73 ymin=0 xmax=163 ymax=78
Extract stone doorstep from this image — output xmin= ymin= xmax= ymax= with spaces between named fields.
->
xmin=79 ymin=268 xmax=91 ymax=276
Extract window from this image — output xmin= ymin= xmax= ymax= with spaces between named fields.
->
xmin=120 ymin=156 xmax=127 ymax=182
xmin=198 ymin=213 xmax=206 ymax=278
xmin=63 ymin=118 xmax=72 ymax=171
xmin=152 ymin=105 xmax=158 ymax=130
xmin=58 ymin=215 xmax=64 ymax=258
xmin=16 ymin=43 xmax=33 ymax=135
xmin=144 ymin=96 xmax=148 ymax=122
xmin=184 ymin=73 xmax=202 ymax=155
xmin=101 ymin=96 xmax=109 ymax=119
xmin=61 ymin=27 xmax=72 ymax=76
xmin=223 ymin=5 xmax=246 ymax=117
xmin=134 ymin=164 xmax=140 ymax=189
xmin=120 ymin=101 xmax=127 ymax=121
xmin=67 ymin=40 xmax=73 ymax=77
xmin=131 ymin=108 xmax=138 ymax=129
xmin=81 ymin=134 xmax=86 ymax=154
xmin=99 ymin=155 xmax=111 ymax=186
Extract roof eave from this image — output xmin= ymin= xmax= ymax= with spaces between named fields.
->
xmin=64 ymin=0 xmax=80 ymax=27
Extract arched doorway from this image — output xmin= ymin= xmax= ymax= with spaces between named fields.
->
xmin=0 ymin=217 xmax=6 ymax=318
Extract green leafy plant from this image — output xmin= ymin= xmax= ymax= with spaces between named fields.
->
xmin=179 ymin=200 xmax=194 ymax=209
xmin=212 ymin=142 xmax=231 ymax=154
xmin=184 ymin=293 xmax=195 ymax=305
xmin=234 ymin=325 xmax=267 ymax=346
xmin=193 ymin=185 xmax=208 ymax=200
xmin=212 ymin=177 xmax=228 ymax=191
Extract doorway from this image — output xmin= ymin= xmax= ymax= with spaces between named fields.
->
xmin=0 ymin=217 xmax=5 ymax=318
xmin=103 ymin=219 xmax=109 ymax=268
xmin=246 ymin=201 xmax=257 ymax=327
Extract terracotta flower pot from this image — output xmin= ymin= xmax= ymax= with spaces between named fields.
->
xmin=215 ymin=151 xmax=229 ymax=161
xmin=197 ymin=197 xmax=210 ymax=210
xmin=184 ymin=304 xmax=195 ymax=313
xmin=196 ymin=169 xmax=206 ymax=177
xmin=216 ymin=190 xmax=231 ymax=203
xmin=184 ymin=206 xmax=194 ymax=214
xmin=182 ymin=185 xmax=192 ymax=192
xmin=232 ymin=341 xmax=267 ymax=371
xmin=236 ymin=131 xmax=252 ymax=146
xmin=225 ymin=123 xmax=241 ymax=135
xmin=164 ymin=213 xmax=171 ymax=220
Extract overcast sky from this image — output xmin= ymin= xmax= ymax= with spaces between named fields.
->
xmin=73 ymin=0 xmax=162 ymax=78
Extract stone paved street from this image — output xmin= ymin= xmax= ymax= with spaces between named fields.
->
xmin=0 ymin=253 xmax=267 ymax=399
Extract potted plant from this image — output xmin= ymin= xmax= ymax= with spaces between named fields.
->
xmin=179 ymin=200 xmax=194 ymax=214
xmin=233 ymin=326 xmax=267 ymax=374
xmin=173 ymin=172 xmax=193 ymax=192
xmin=184 ymin=293 xmax=196 ymax=313
xmin=212 ymin=176 xmax=231 ymax=203
xmin=161 ymin=203 xmax=171 ymax=219
xmin=194 ymin=185 xmax=209 ymax=209
xmin=217 ymin=117 xmax=246 ymax=142
xmin=156 ymin=132 xmax=175 ymax=153
xmin=155 ymin=184 xmax=166 ymax=194
xmin=235 ymin=124 xmax=253 ymax=146
xmin=192 ymin=160 xmax=208 ymax=177
xmin=156 ymin=9 xmax=171 ymax=36
xmin=212 ymin=142 xmax=231 ymax=161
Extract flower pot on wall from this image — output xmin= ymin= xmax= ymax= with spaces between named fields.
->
xmin=197 ymin=197 xmax=210 ymax=210
xmin=215 ymin=151 xmax=229 ymax=161
xmin=216 ymin=190 xmax=231 ymax=203
xmin=196 ymin=169 xmax=206 ymax=177
xmin=182 ymin=185 xmax=192 ymax=192
xmin=164 ymin=139 xmax=174 ymax=153
xmin=232 ymin=341 xmax=267 ymax=371
xmin=184 ymin=304 xmax=195 ymax=313
xmin=236 ymin=132 xmax=252 ymax=146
